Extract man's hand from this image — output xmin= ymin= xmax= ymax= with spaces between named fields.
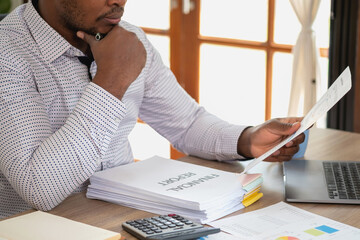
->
xmin=77 ymin=26 xmax=146 ymax=100
xmin=237 ymin=117 xmax=306 ymax=162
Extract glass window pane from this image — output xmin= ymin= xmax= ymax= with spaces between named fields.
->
xmin=147 ymin=35 xmax=170 ymax=67
xmin=274 ymin=1 xmax=300 ymax=45
xmin=199 ymin=44 xmax=266 ymax=126
xmin=200 ymin=0 xmax=268 ymax=42
xmin=272 ymin=53 xmax=329 ymax=127
xmin=128 ymin=123 xmax=170 ymax=160
xmin=274 ymin=0 xmax=331 ymax=48
xmin=123 ymin=0 xmax=170 ymax=29
xmin=272 ymin=52 xmax=293 ymax=118
xmin=313 ymin=0 xmax=331 ymax=48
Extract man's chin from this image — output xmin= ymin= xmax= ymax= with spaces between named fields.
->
xmin=96 ymin=24 xmax=119 ymax=35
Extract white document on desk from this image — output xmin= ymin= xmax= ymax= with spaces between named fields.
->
xmin=208 ymin=201 xmax=360 ymax=240
xmin=240 ymin=66 xmax=352 ymax=175
xmin=87 ymin=156 xmax=247 ymax=223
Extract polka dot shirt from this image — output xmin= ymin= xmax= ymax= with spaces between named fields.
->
xmin=0 ymin=2 xmax=246 ymax=218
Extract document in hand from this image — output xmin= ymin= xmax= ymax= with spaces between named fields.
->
xmin=240 ymin=66 xmax=352 ymax=175
xmin=86 ymin=156 xmax=263 ymax=224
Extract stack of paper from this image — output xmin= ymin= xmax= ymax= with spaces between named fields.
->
xmin=87 ymin=156 xmax=262 ymax=223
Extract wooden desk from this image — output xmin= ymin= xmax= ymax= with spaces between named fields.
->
xmin=42 ymin=128 xmax=360 ymax=238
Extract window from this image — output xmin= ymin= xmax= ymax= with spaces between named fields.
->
xmin=124 ymin=0 xmax=331 ymax=160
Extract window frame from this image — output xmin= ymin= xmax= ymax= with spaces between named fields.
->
xmin=164 ymin=0 xmax=329 ymax=158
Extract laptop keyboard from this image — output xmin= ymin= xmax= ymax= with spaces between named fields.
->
xmin=323 ymin=162 xmax=360 ymax=199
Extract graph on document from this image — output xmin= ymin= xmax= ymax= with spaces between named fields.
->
xmin=209 ymin=202 xmax=360 ymax=240
xmin=267 ymin=222 xmax=359 ymax=240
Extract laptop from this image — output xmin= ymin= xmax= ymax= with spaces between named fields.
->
xmin=283 ymin=159 xmax=360 ymax=204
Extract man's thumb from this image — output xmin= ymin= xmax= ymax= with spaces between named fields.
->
xmin=272 ymin=120 xmax=300 ymax=135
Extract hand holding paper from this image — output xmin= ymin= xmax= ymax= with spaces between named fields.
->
xmin=238 ymin=118 xmax=303 ymax=161
xmin=240 ymin=66 xmax=352 ymax=175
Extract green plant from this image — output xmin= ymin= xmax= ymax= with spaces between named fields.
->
xmin=0 ymin=0 xmax=11 ymax=14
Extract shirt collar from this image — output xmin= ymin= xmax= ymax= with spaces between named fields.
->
xmin=23 ymin=1 xmax=84 ymax=63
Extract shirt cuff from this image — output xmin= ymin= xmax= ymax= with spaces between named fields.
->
xmin=217 ymin=125 xmax=250 ymax=161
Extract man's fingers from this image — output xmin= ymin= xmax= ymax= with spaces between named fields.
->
xmin=265 ymin=144 xmax=300 ymax=162
xmin=288 ymin=122 xmax=301 ymax=134
xmin=269 ymin=120 xmax=301 ymax=136
xmin=279 ymin=117 xmax=303 ymax=125
xmin=76 ymin=31 xmax=96 ymax=46
xmin=266 ymin=155 xmax=293 ymax=162
xmin=286 ymin=133 xmax=305 ymax=147
xmin=272 ymin=117 xmax=303 ymax=134
xmin=281 ymin=145 xmax=300 ymax=156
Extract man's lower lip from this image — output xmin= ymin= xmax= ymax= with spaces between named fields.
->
xmin=104 ymin=18 xmax=121 ymax=24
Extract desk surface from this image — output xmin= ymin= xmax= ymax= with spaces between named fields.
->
xmin=31 ymin=128 xmax=360 ymax=238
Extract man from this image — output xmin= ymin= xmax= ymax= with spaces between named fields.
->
xmin=0 ymin=0 xmax=305 ymax=218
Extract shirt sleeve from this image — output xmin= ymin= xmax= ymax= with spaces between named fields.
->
xmin=0 ymin=57 xmax=125 ymax=211
xmin=138 ymin=43 xmax=249 ymax=161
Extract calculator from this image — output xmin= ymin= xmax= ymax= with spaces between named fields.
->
xmin=122 ymin=214 xmax=220 ymax=240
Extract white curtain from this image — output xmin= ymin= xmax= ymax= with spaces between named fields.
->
xmin=288 ymin=0 xmax=322 ymax=117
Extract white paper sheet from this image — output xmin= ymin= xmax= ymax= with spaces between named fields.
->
xmin=209 ymin=202 xmax=360 ymax=240
xmin=240 ymin=67 xmax=352 ymax=175
xmin=87 ymin=156 xmax=250 ymax=223
xmin=198 ymin=232 xmax=241 ymax=240
xmin=88 ymin=156 xmax=244 ymax=209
